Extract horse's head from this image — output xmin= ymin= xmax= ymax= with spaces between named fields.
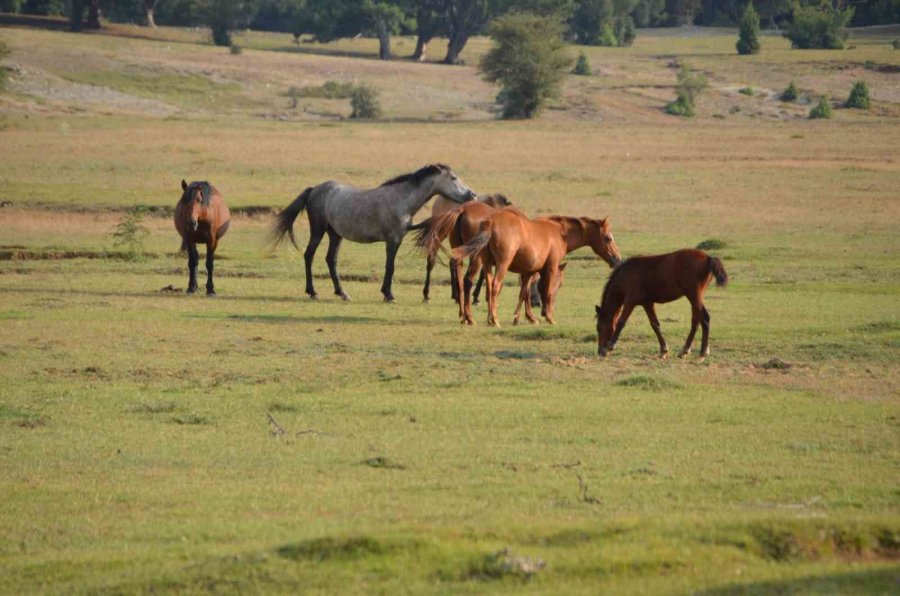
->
xmin=595 ymin=304 xmax=615 ymax=357
xmin=180 ymin=179 xmax=211 ymax=231
xmin=430 ymin=165 xmax=477 ymax=204
xmin=481 ymin=193 xmax=512 ymax=208
xmin=587 ymin=218 xmax=621 ymax=268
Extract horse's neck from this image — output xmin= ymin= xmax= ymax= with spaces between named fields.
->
xmin=397 ymin=180 xmax=437 ymax=214
xmin=557 ymin=220 xmax=589 ymax=253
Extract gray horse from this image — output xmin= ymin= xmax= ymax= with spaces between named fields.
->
xmin=270 ymin=164 xmax=477 ymax=302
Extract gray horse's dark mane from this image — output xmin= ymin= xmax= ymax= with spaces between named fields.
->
xmin=380 ymin=164 xmax=450 ymax=187
xmin=180 ymin=181 xmax=212 ymax=206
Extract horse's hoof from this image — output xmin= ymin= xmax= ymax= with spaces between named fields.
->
xmin=206 ymin=290 xmax=216 ymax=297
xmin=678 ymin=349 xmax=690 ymax=359
xmin=383 ymin=296 xmax=396 ymax=303
xmin=423 ymin=297 xmax=430 ymax=304
xmin=659 ymin=352 xmax=669 ymax=360
xmin=337 ymin=293 xmax=350 ymax=301
xmin=186 ymin=286 xmax=197 ymax=294
xmin=309 ymin=293 xmax=319 ymax=301
xmin=512 ymin=317 xmax=519 ymax=326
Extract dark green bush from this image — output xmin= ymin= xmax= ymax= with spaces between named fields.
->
xmin=349 ymin=83 xmax=382 ymax=119
xmin=844 ymin=81 xmax=870 ymax=109
xmin=738 ymin=87 xmax=755 ymax=96
xmin=616 ymin=16 xmax=636 ymax=47
xmin=573 ymin=53 xmax=592 ymax=76
xmin=784 ymin=2 xmax=854 ymax=50
xmin=736 ymin=1 xmax=761 ymax=55
xmin=781 ymin=80 xmax=799 ymax=102
xmin=229 ymin=44 xmax=242 ymax=55
xmin=665 ymin=64 xmax=707 ymax=118
xmin=0 ymin=38 xmax=9 ymax=91
xmin=893 ymin=39 xmax=900 ymax=50
xmin=809 ymin=96 xmax=832 ymax=119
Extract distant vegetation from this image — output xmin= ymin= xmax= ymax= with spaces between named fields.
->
xmin=349 ymin=82 xmax=382 ymax=119
xmin=844 ymin=80 xmax=871 ymax=109
xmin=735 ymin=0 xmax=760 ymax=55
xmin=573 ymin=52 xmax=592 ymax=76
xmin=809 ymin=95 xmax=833 ymax=119
xmin=665 ymin=64 xmax=707 ymax=117
xmin=783 ymin=1 xmax=854 ymax=50
xmin=781 ymin=80 xmax=799 ymax=102
xmin=0 ymin=38 xmax=9 ymax=91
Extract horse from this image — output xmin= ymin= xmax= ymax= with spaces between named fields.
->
xmin=270 ymin=164 xmax=476 ymax=302
xmin=174 ymin=180 xmax=231 ymax=295
xmin=595 ymin=248 xmax=728 ymax=359
xmin=450 ymin=211 xmax=622 ymax=326
xmin=421 ymin=193 xmax=513 ymax=303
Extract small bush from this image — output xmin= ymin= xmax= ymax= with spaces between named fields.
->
xmin=616 ymin=16 xmax=636 ymax=47
xmin=210 ymin=23 xmax=231 ymax=47
xmin=784 ymin=2 xmax=854 ymax=50
xmin=697 ymin=238 xmax=726 ymax=250
xmin=349 ymin=83 xmax=382 ymax=119
xmin=290 ymin=80 xmax=355 ymax=100
xmin=665 ymin=64 xmax=707 ymax=118
xmin=844 ymin=81 xmax=870 ymax=109
xmin=110 ymin=206 xmax=151 ymax=261
xmin=229 ymin=44 xmax=242 ymax=55
xmin=809 ymin=96 xmax=832 ymax=119
xmin=893 ymin=40 xmax=900 ymax=50
xmin=738 ymin=87 xmax=755 ymax=96
xmin=736 ymin=1 xmax=761 ymax=55
xmin=599 ymin=22 xmax=618 ymax=47
xmin=0 ymin=38 xmax=9 ymax=91
xmin=573 ymin=53 xmax=592 ymax=76
xmin=781 ymin=80 xmax=799 ymax=102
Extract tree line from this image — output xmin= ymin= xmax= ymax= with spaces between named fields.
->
xmin=1 ymin=0 xmax=897 ymax=56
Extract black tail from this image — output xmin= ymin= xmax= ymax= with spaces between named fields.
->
xmin=269 ymin=187 xmax=312 ymax=250
xmin=709 ymin=256 xmax=728 ymax=287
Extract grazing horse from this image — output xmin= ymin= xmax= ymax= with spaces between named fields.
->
xmin=174 ymin=180 xmax=231 ymax=295
xmin=595 ymin=249 xmax=728 ymax=359
xmin=450 ymin=211 xmax=622 ymax=326
xmin=421 ymin=193 xmax=512 ymax=303
xmin=270 ymin=164 xmax=476 ymax=302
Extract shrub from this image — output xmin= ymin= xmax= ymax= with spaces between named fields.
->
xmin=844 ymin=81 xmax=870 ymax=109
xmin=110 ymin=206 xmax=151 ymax=261
xmin=599 ymin=22 xmax=618 ymax=46
xmin=893 ymin=39 xmax=900 ymax=50
xmin=784 ymin=1 xmax=854 ymax=50
xmin=291 ymin=80 xmax=355 ymax=100
xmin=738 ymin=87 xmax=755 ymax=96
xmin=479 ymin=13 xmax=571 ymax=120
xmin=736 ymin=1 xmax=761 ymax=55
xmin=665 ymin=64 xmax=707 ymax=118
xmin=781 ymin=80 xmax=799 ymax=101
xmin=229 ymin=44 xmax=242 ymax=55
xmin=349 ymin=83 xmax=382 ymax=119
xmin=809 ymin=96 xmax=832 ymax=119
xmin=616 ymin=16 xmax=636 ymax=47
xmin=573 ymin=53 xmax=592 ymax=76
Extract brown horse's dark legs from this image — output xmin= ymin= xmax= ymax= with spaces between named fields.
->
xmin=472 ymin=270 xmax=484 ymax=305
xmin=643 ymin=303 xmax=668 ymax=358
xmin=325 ymin=229 xmax=349 ymax=301
xmin=679 ymin=302 xmax=702 ymax=358
xmin=530 ymin=276 xmax=541 ymax=309
xmin=381 ymin=239 xmax=401 ymax=302
xmin=461 ymin=259 xmax=480 ymax=324
xmin=607 ymin=302 xmax=636 ymax=352
xmin=423 ymin=254 xmax=435 ymax=303
xmin=303 ymin=230 xmax=325 ymax=299
xmin=186 ymin=244 xmax=199 ymax=293
xmin=699 ymin=306 xmax=711 ymax=357
xmin=205 ymin=248 xmax=215 ymax=295
xmin=449 ymin=257 xmax=459 ymax=302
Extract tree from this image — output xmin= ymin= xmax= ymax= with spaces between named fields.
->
xmin=143 ymin=0 xmax=159 ymax=27
xmin=69 ymin=0 xmax=101 ymax=31
xmin=570 ymin=0 xmax=638 ymax=46
xmin=665 ymin=63 xmax=707 ymax=117
xmin=410 ymin=0 xmax=444 ymax=61
xmin=736 ymin=1 xmax=761 ymax=54
xmin=844 ymin=80 xmax=870 ymax=109
xmin=202 ymin=0 xmax=260 ymax=45
xmin=292 ymin=0 xmax=411 ymax=61
xmin=665 ymin=0 xmax=700 ymax=24
xmin=443 ymin=0 xmax=493 ymax=64
xmin=783 ymin=0 xmax=854 ymax=49
xmin=630 ymin=0 xmax=666 ymax=25
xmin=479 ymin=12 xmax=572 ymax=118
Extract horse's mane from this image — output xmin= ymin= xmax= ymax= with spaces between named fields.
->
xmin=180 ymin=181 xmax=212 ymax=206
xmin=599 ymin=258 xmax=631 ymax=310
xmin=380 ymin=164 xmax=449 ymax=187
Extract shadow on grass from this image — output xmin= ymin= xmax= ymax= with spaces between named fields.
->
xmin=185 ymin=313 xmax=384 ymax=324
xmin=697 ymin=568 xmax=899 ymax=595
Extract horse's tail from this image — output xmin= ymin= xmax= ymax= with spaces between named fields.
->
xmin=413 ymin=208 xmax=465 ymax=260
xmin=269 ymin=187 xmax=312 ymax=250
xmin=452 ymin=220 xmax=492 ymax=262
xmin=709 ymin=256 xmax=729 ymax=287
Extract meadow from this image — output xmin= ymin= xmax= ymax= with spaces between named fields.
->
xmin=0 ymin=19 xmax=898 ymax=594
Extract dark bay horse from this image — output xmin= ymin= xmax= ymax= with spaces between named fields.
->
xmin=270 ymin=164 xmax=476 ymax=302
xmin=595 ymin=248 xmax=728 ymax=359
xmin=174 ymin=180 xmax=231 ymax=295
xmin=421 ymin=193 xmax=513 ymax=303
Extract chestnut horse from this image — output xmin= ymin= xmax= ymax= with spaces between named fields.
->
xmin=174 ymin=180 xmax=231 ymax=295
xmin=595 ymin=249 xmax=728 ymax=359
xmin=450 ymin=211 xmax=622 ymax=326
xmin=421 ymin=193 xmax=513 ymax=303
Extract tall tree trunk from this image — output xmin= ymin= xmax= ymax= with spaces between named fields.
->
xmin=376 ymin=21 xmax=391 ymax=60
xmin=411 ymin=34 xmax=432 ymax=61
xmin=70 ymin=0 xmax=85 ymax=31
xmin=85 ymin=0 xmax=101 ymax=29
xmin=144 ymin=0 xmax=157 ymax=28
xmin=443 ymin=30 xmax=469 ymax=65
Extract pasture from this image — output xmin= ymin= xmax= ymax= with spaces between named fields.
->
xmin=1 ymin=20 xmax=899 ymax=594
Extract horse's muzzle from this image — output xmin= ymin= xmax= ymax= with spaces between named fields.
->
xmin=466 ymin=190 xmax=477 ymax=201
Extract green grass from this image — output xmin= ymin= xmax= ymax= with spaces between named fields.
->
xmin=0 ymin=21 xmax=898 ymax=595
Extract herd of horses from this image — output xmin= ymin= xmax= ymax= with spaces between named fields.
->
xmin=176 ymin=164 xmax=728 ymax=358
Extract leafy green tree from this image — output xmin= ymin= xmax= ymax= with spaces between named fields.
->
xmin=783 ymin=0 xmax=854 ymax=49
xmin=736 ymin=1 xmax=761 ymax=54
xmin=479 ymin=12 xmax=571 ymax=119
xmin=808 ymin=95 xmax=832 ymax=118
xmin=442 ymin=0 xmax=493 ymax=64
xmin=665 ymin=63 xmax=707 ymax=117
xmin=410 ymin=0 xmax=445 ymax=60
xmin=571 ymin=0 xmax=637 ymax=46
xmin=292 ymin=0 xmax=411 ymax=60
xmin=573 ymin=51 xmax=592 ymax=75
xmin=780 ymin=80 xmax=799 ymax=101
xmin=844 ymin=80 xmax=870 ymax=109
xmin=201 ymin=0 xmax=259 ymax=45
xmin=630 ymin=0 xmax=665 ymax=26
xmin=0 ymin=38 xmax=9 ymax=91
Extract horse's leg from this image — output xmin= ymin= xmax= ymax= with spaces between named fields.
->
xmin=472 ymin=270 xmax=485 ymax=306
xmin=423 ymin=255 xmax=434 ymax=303
xmin=530 ymin=274 xmax=542 ymax=309
xmin=523 ymin=273 xmax=540 ymax=324
xmin=488 ymin=262 xmax=509 ymax=328
xmin=643 ymin=303 xmax=669 ymax=358
xmin=449 ymin=257 xmax=458 ymax=302
xmin=679 ymin=298 xmax=702 ymax=358
xmin=381 ymin=239 xmax=401 ymax=302
xmin=483 ymin=264 xmax=495 ymax=326
xmin=325 ymin=228 xmax=349 ymax=301
xmin=204 ymin=240 xmax=216 ymax=296
xmin=512 ymin=274 xmax=529 ymax=326
xmin=303 ymin=224 xmax=325 ymax=300
xmin=699 ymin=305 xmax=711 ymax=358
xmin=186 ymin=243 xmax=199 ymax=294
xmin=606 ymin=301 xmax=636 ymax=353
xmin=461 ymin=258 xmax=479 ymax=324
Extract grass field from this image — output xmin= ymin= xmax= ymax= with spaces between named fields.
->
xmin=0 ymin=19 xmax=898 ymax=594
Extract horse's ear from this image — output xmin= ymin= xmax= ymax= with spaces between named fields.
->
xmin=181 ymin=180 xmax=188 ymax=191
xmin=600 ymin=217 xmax=610 ymax=229
xmin=595 ymin=305 xmax=603 ymax=318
